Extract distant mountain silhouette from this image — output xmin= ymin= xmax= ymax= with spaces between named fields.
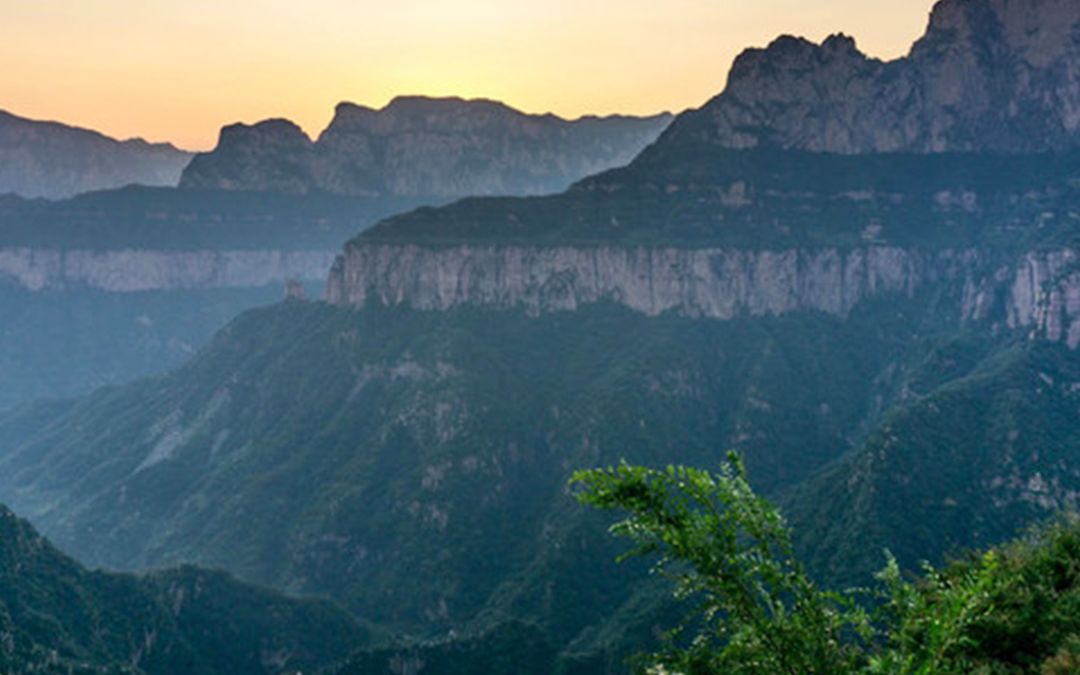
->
xmin=0 ymin=109 xmax=193 ymax=199
xmin=180 ymin=96 xmax=673 ymax=197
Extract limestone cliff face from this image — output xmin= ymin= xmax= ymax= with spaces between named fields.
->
xmin=180 ymin=97 xmax=673 ymax=197
xmin=659 ymin=0 xmax=1080 ymax=154
xmin=1002 ymin=250 xmax=1080 ymax=349
xmin=0 ymin=110 xmax=193 ymax=200
xmin=326 ymin=243 xmax=1080 ymax=349
xmin=0 ymin=248 xmax=337 ymax=292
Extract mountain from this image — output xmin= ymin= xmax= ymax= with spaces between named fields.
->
xmin=786 ymin=338 xmax=1080 ymax=587
xmin=0 ymin=296 xmax=938 ymax=668
xmin=5 ymin=0 xmax=1080 ymax=672
xmin=0 ymin=99 xmax=670 ymax=411
xmin=658 ymin=0 xmax=1080 ymax=155
xmin=0 ymin=187 xmax=428 ymax=411
xmin=0 ymin=504 xmax=369 ymax=674
xmin=0 ymin=110 xmax=192 ymax=200
xmin=179 ymin=96 xmax=673 ymax=197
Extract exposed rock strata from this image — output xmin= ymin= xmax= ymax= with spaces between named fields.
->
xmin=0 ymin=248 xmax=337 ymax=292
xmin=326 ymin=243 xmax=1080 ymax=349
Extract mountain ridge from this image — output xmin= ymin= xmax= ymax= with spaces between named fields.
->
xmin=180 ymin=96 xmax=673 ymax=197
xmin=655 ymin=0 xmax=1080 ymax=155
xmin=0 ymin=503 xmax=369 ymax=674
xmin=0 ymin=109 xmax=193 ymax=200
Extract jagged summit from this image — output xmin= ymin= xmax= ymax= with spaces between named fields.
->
xmin=181 ymin=96 xmax=674 ymax=197
xmin=657 ymin=0 xmax=1080 ymax=155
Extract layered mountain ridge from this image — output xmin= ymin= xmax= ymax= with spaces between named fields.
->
xmin=0 ymin=110 xmax=193 ymax=200
xmin=0 ymin=187 xmax=419 ymax=410
xmin=6 ymin=1 xmax=1080 ymax=673
xmin=179 ymin=96 xmax=673 ymax=197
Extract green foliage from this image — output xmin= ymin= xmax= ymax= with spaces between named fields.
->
xmin=0 ymin=296 xmax=939 ymax=648
xmin=575 ymin=458 xmax=1080 ymax=675
xmin=871 ymin=518 xmax=1080 ymax=674
xmin=0 ymin=505 xmax=368 ymax=675
xmin=572 ymin=455 xmax=872 ymax=674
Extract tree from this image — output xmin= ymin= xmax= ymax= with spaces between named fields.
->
xmin=572 ymin=453 xmax=1080 ymax=675
xmin=571 ymin=453 xmax=872 ymax=674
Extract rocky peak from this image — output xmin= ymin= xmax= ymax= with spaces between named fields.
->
xmin=318 ymin=101 xmax=380 ymax=137
xmin=216 ymin=118 xmax=311 ymax=150
xmin=321 ymin=96 xmax=526 ymax=139
xmin=182 ymin=119 xmax=316 ymax=193
xmin=918 ymin=0 xmax=1080 ymax=68
xmin=659 ymin=0 xmax=1080 ymax=155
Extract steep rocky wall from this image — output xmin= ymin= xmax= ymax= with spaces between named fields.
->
xmin=1005 ymin=250 xmax=1080 ymax=349
xmin=0 ymin=248 xmax=337 ymax=292
xmin=326 ymin=243 xmax=1080 ymax=349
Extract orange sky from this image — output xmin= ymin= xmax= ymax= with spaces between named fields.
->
xmin=2 ymin=1 xmax=935 ymax=150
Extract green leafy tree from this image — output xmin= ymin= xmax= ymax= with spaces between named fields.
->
xmin=573 ymin=454 xmax=1080 ymax=675
xmin=571 ymin=453 xmax=873 ymax=674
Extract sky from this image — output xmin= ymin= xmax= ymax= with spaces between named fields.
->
xmin=2 ymin=1 xmax=935 ymax=150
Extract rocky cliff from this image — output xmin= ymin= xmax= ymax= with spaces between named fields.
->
xmin=325 ymin=243 xmax=1080 ymax=349
xmin=180 ymin=97 xmax=673 ymax=197
xmin=0 ymin=109 xmax=192 ymax=199
xmin=0 ymin=247 xmax=337 ymax=292
xmin=657 ymin=0 xmax=1080 ymax=154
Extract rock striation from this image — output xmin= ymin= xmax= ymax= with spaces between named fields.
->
xmin=180 ymin=97 xmax=673 ymax=197
xmin=0 ymin=109 xmax=193 ymax=199
xmin=658 ymin=0 xmax=1080 ymax=154
xmin=0 ymin=247 xmax=338 ymax=292
xmin=326 ymin=243 xmax=1080 ymax=349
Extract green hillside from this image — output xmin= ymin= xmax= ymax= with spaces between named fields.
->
xmin=0 ymin=271 xmax=1056 ymax=669
xmin=0 ymin=505 xmax=369 ymax=675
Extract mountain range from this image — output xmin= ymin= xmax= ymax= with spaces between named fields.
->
xmin=0 ymin=110 xmax=193 ymax=200
xmin=179 ymin=96 xmax=673 ymax=198
xmin=0 ymin=100 xmax=669 ymax=411
xmin=4 ymin=0 xmax=1080 ymax=672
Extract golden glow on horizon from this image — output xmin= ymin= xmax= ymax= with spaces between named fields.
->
xmin=2 ymin=1 xmax=934 ymax=150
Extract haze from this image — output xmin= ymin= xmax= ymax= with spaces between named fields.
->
xmin=3 ymin=0 xmax=932 ymax=150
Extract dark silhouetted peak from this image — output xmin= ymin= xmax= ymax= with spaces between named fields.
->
xmin=216 ymin=118 xmax=311 ymax=149
xmin=182 ymin=118 xmax=318 ymax=193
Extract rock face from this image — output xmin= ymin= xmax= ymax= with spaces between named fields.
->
xmin=659 ymin=0 xmax=1080 ymax=154
xmin=326 ymin=243 xmax=1080 ymax=349
xmin=180 ymin=96 xmax=673 ymax=197
xmin=0 ymin=247 xmax=338 ymax=292
xmin=0 ymin=109 xmax=193 ymax=199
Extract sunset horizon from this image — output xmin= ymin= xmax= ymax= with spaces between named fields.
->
xmin=4 ymin=0 xmax=933 ymax=150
